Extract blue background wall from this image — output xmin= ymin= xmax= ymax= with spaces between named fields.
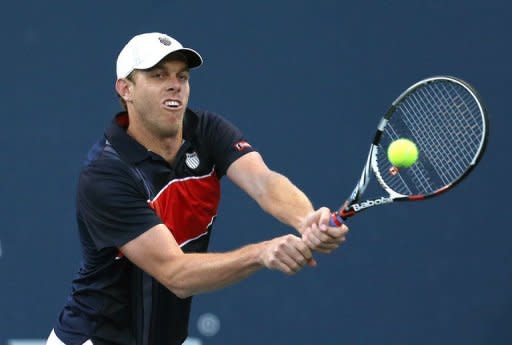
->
xmin=1 ymin=1 xmax=510 ymax=344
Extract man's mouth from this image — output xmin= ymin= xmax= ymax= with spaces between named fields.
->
xmin=163 ymin=99 xmax=182 ymax=109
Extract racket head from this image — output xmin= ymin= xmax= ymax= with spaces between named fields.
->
xmin=372 ymin=76 xmax=488 ymax=200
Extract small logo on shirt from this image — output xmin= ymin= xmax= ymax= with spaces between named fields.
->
xmin=234 ymin=140 xmax=252 ymax=151
xmin=186 ymin=152 xmax=200 ymax=169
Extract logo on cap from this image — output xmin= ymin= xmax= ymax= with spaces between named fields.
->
xmin=185 ymin=152 xmax=200 ymax=169
xmin=158 ymin=36 xmax=172 ymax=46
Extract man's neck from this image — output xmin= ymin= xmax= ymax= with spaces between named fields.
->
xmin=127 ymin=122 xmax=183 ymax=165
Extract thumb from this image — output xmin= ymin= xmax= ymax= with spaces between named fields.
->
xmin=318 ymin=207 xmax=331 ymax=231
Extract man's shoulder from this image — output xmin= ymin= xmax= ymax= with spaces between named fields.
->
xmin=79 ymin=138 xmax=136 ymax=186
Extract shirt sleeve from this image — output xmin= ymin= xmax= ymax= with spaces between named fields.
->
xmin=202 ymin=112 xmax=255 ymax=176
xmin=77 ymin=159 xmax=162 ymax=250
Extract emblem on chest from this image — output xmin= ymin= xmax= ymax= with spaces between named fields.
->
xmin=185 ymin=152 xmax=200 ymax=169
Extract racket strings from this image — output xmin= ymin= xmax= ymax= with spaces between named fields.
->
xmin=378 ymin=79 xmax=484 ymax=196
xmin=402 ymin=95 xmax=453 ymax=188
xmin=405 ymin=90 xmax=466 ymax=184
xmin=413 ymin=83 xmax=481 ymax=178
xmin=403 ymin=90 xmax=478 ymax=185
xmin=426 ymin=84 xmax=478 ymax=161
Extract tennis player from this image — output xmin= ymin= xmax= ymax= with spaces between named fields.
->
xmin=46 ymin=32 xmax=349 ymax=345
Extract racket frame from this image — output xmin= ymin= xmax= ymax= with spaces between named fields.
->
xmin=330 ymin=76 xmax=488 ymax=225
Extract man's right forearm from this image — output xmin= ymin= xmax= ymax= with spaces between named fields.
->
xmin=159 ymin=233 xmax=314 ymax=298
xmin=121 ymin=225 xmax=313 ymax=299
xmin=159 ymin=242 xmax=266 ymax=298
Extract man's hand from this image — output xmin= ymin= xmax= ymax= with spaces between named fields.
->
xmin=301 ymin=207 xmax=349 ymax=253
xmin=259 ymin=234 xmax=317 ymax=274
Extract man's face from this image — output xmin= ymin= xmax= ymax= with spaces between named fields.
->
xmin=126 ymin=58 xmax=191 ymax=138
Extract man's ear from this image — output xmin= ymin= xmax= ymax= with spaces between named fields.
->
xmin=115 ymin=78 xmax=133 ymax=102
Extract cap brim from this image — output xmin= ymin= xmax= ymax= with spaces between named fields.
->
xmin=134 ymin=48 xmax=203 ymax=72
xmin=178 ymin=48 xmax=203 ymax=68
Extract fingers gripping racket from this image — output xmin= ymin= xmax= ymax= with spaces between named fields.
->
xmin=329 ymin=76 xmax=489 ymax=226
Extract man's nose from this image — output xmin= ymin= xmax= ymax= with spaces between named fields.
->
xmin=166 ymin=76 xmax=181 ymax=91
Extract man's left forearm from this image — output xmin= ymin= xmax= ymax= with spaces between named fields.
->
xmin=255 ymin=171 xmax=314 ymax=233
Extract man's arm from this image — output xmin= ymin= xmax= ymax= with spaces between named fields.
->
xmin=226 ymin=152 xmax=349 ymax=253
xmin=226 ymin=152 xmax=314 ymax=232
xmin=120 ymin=223 xmax=314 ymax=299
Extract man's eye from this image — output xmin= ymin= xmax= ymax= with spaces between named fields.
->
xmin=151 ymin=71 xmax=166 ymax=78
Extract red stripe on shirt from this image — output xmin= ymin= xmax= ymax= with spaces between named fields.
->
xmin=149 ymin=170 xmax=220 ymax=245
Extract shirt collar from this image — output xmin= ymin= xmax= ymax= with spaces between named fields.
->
xmin=105 ymin=109 xmax=199 ymax=164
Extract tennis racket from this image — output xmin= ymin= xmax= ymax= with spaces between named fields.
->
xmin=329 ymin=76 xmax=488 ymax=226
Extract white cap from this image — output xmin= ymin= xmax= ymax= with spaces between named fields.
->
xmin=116 ymin=32 xmax=203 ymax=79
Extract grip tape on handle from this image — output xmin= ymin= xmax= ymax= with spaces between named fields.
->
xmin=329 ymin=212 xmax=344 ymax=227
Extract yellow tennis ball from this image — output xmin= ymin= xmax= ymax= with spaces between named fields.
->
xmin=387 ymin=138 xmax=418 ymax=168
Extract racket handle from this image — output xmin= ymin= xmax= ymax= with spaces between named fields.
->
xmin=329 ymin=212 xmax=344 ymax=227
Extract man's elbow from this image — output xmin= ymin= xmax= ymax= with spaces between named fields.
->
xmin=158 ymin=267 xmax=196 ymax=299
xmin=154 ymin=276 xmax=194 ymax=299
xmin=169 ymin=286 xmax=193 ymax=299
